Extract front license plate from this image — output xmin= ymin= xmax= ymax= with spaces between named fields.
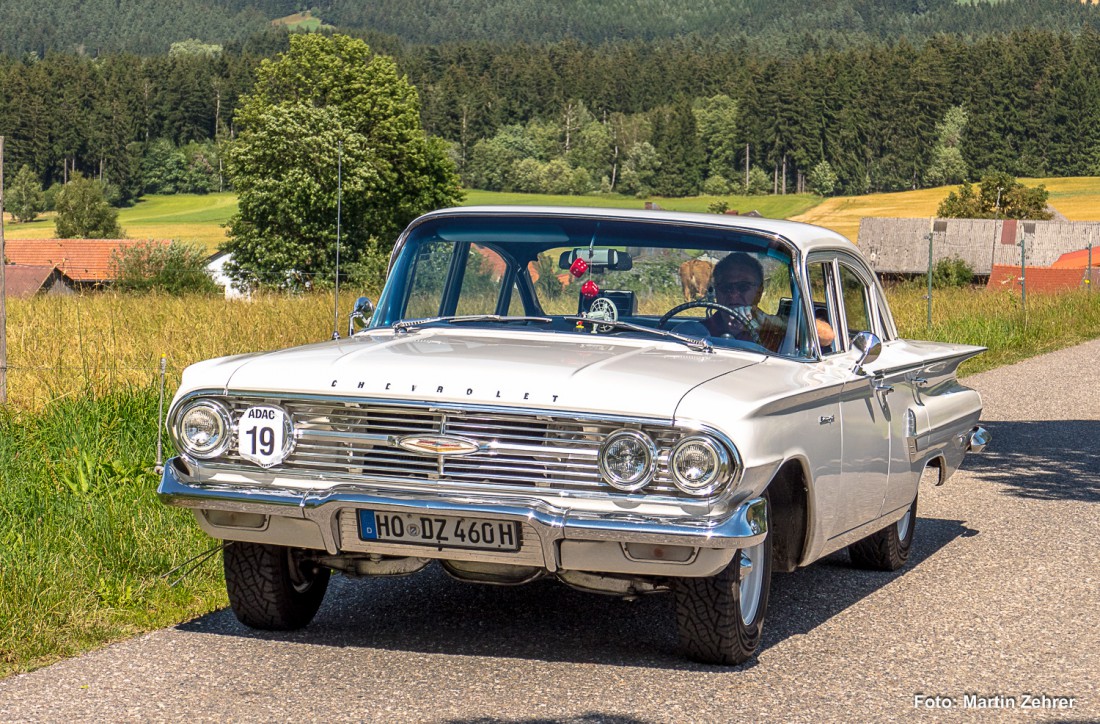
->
xmin=357 ymin=510 xmax=521 ymax=552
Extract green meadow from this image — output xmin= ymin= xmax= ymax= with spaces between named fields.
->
xmin=5 ymin=180 xmax=1100 ymax=252
xmin=2 ymin=181 xmax=1100 ymax=678
xmin=2 ymin=192 xmax=236 ymax=250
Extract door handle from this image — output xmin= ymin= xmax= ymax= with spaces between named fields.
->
xmin=874 ymin=381 xmax=894 ymax=395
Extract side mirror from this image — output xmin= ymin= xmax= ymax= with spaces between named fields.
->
xmin=348 ymin=296 xmax=374 ymax=336
xmin=850 ymin=331 xmax=882 ymax=375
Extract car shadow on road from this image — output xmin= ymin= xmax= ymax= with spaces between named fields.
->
xmin=961 ymin=419 xmax=1100 ymax=502
xmin=176 ymin=515 xmax=972 ymax=670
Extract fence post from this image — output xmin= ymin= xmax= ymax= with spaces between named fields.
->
xmin=1021 ymin=222 xmax=1035 ymax=329
xmin=926 ymin=218 xmax=934 ymax=328
xmin=1 ymin=135 xmax=6 ymax=405
xmin=1088 ymin=231 xmax=1094 ymax=293
xmin=156 ymin=354 xmax=167 ymax=473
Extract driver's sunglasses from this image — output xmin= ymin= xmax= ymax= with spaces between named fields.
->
xmin=714 ymin=281 xmax=757 ymax=295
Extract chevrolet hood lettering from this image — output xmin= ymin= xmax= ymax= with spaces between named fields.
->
xmin=396 ymin=435 xmax=481 ymax=456
xmin=205 ymin=330 xmax=762 ymax=418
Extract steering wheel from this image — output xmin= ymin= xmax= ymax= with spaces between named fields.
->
xmin=658 ymin=301 xmax=740 ymax=330
xmin=658 ymin=300 xmax=766 ymax=348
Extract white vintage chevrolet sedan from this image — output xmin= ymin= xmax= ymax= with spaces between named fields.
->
xmin=160 ymin=206 xmax=989 ymax=664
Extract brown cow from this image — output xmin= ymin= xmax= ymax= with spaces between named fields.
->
xmin=679 ymin=258 xmax=714 ymax=301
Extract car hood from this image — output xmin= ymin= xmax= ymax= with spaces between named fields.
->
xmin=177 ymin=328 xmax=763 ymax=419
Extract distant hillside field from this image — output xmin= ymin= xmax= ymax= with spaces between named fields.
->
xmin=791 ymin=177 xmax=1100 ymax=242
xmin=2 ymin=193 xmax=237 ymax=252
xmin=461 ymin=191 xmax=820 ymax=219
xmin=272 ymin=11 xmax=328 ymax=31
xmin=4 ymin=181 xmax=1097 ymax=253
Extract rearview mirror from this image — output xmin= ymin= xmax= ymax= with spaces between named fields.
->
xmin=558 ymin=248 xmax=633 ymax=271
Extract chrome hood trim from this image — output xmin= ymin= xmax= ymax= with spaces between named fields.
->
xmin=177 ymin=328 xmax=763 ymax=419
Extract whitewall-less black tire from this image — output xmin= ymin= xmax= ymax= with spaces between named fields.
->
xmin=848 ymin=495 xmax=917 ymax=571
xmin=223 ymin=542 xmax=330 ymax=630
xmin=674 ymin=514 xmax=772 ymax=665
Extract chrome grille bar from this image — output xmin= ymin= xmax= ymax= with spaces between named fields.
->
xmin=211 ymin=396 xmax=695 ymax=498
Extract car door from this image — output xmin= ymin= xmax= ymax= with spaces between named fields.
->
xmin=805 ymin=254 xmax=910 ymax=542
xmin=828 ymin=259 xmax=895 ymax=537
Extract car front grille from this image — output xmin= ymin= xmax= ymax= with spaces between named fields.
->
xmin=206 ymin=395 xmax=703 ymax=499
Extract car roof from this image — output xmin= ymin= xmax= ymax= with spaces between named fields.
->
xmin=415 ymin=205 xmax=854 ymax=256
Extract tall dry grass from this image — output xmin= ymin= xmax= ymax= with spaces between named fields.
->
xmin=6 ymin=283 xmax=1100 ymax=411
xmin=889 ymin=283 xmax=1100 ymax=375
xmin=4 ymin=292 xmax=345 ymax=410
xmin=2 ymin=283 xmax=1099 ymax=677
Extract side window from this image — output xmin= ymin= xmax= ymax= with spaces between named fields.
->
xmin=404 ymin=240 xmax=452 ymax=319
xmin=838 ymin=264 xmax=873 ymax=341
xmin=807 ymin=261 xmax=840 ymax=355
xmin=403 ymin=242 xmax=513 ymax=318
xmin=873 ymin=285 xmax=896 ymax=341
xmin=454 ymin=244 xmax=510 ymax=316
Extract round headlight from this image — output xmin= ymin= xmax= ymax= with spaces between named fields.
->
xmin=176 ymin=399 xmax=232 ymax=458
xmin=669 ymin=435 xmax=730 ymax=496
xmin=599 ymin=429 xmax=657 ymax=492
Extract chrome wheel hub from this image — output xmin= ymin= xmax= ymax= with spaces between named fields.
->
xmin=739 ymin=542 xmax=765 ymax=626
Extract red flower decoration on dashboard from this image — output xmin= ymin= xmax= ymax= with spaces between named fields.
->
xmin=569 ymin=257 xmax=589 ymax=277
xmin=581 ymin=280 xmax=599 ymax=298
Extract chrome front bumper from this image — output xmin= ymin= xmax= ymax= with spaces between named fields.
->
xmin=158 ymin=457 xmax=768 ymax=577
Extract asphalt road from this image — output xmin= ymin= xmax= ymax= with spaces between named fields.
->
xmin=2 ymin=340 xmax=1098 ymax=723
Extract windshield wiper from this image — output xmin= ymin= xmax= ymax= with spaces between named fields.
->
xmin=564 ymin=316 xmax=713 ymax=353
xmin=392 ymin=315 xmax=553 ymax=334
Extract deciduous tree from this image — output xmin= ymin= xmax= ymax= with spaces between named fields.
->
xmin=223 ymin=34 xmax=462 ymax=288
xmin=53 ymin=173 xmax=122 ymax=238
xmin=937 ymin=172 xmax=1052 ymax=220
xmin=7 ymin=164 xmax=46 ymax=222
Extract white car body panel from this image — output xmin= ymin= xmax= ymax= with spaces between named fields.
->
xmin=158 ymin=206 xmax=988 ymax=662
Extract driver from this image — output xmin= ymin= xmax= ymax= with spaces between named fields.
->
xmin=676 ymin=253 xmax=787 ymax=350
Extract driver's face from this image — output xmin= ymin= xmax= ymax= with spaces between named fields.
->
xmin=714 ymin=266 xmax=762 ymax=308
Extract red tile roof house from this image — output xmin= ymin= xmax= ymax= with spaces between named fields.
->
xmin=2 ymin=239 xmax=169 ymax=289
xmin=3 ymin=264 xmax=76 ymax=298
xmin=987 ymin=264 xmax=1094 ymax=293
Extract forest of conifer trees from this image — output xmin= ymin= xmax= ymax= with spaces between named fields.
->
xmin=2 ymin=9 xmax=1100 ymax=201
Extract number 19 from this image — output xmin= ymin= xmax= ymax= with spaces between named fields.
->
xmin=246 ymin=426 xmax=275 ymax=456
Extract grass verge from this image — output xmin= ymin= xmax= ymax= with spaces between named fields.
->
xmin=892 ymin=284 xmax=1100 ymax=376
xmin=2 ymin=284 xmax=1099 ymax=677
xmin=0 ymin=387 xmax=225 ymax=679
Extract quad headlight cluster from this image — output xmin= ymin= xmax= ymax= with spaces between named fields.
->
xmin=598 ymin=428 xmax=735 ymax=496
xmin=172 ymin=398 xmax=233 ymax=459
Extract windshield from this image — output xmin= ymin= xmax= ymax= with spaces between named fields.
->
xmin=371 ymin=214 xmax=815 ymax=359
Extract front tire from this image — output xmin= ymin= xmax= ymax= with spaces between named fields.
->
xmin=848 ymin=494 xmax=917 ymax=571
xmin=223 ymin=542 xmax=330 ymax=630
xmin=674 ymin=531 xmax=772 ymax=665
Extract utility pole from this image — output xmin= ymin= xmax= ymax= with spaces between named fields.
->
xmin=1088 ymin=226 xmax=1094 ymax=293
xmin=927 ymin=219 xmax=948 ymax=328
xmin=1021 ymin=222 xmax=1035 ymax=329
xmin=331 ymin=139 xmax=343 ymax=340
xmin=1 ymin=135 xmax=7 ymax=404
xmin=989 ymin=187 xmax=1003 ymax=275
xmin=926 ymin=218 xmax=934 ymax=328
xmin=744 ymin=143 xmax=749 ymax=191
